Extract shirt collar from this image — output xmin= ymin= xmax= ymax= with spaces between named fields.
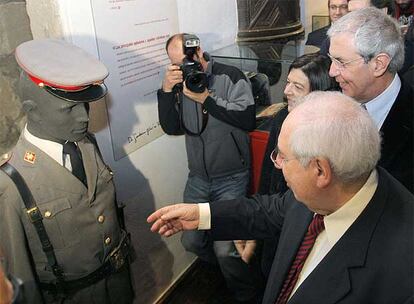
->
xmin=364 ymin=74 xmax=401 ymax=130
xmin=24 ymin=125 xmax=64 ymax=166
xmin=323 ymin=170 xmax=378 ymax=246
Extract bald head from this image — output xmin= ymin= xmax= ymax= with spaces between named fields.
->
xmin=284 ymin=91 xmax=381 ymax=183
xmin=287 ymin=91 xmax=368 ymax=125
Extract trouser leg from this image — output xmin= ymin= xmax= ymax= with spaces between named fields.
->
xmin=182 ymin=171 xmax=264 ymax=302
xmin=182 ymin=174 xmax=217 ymax=264
xmin=211 ymin=171 xmax=263 ymax=302
xmin=214 ymin=240 xmax=263 ymax=302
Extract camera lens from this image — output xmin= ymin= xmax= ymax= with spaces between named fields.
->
xmin=186 ymin=72 xmax=208 ymax=93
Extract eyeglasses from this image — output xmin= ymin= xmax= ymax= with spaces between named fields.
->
xmin=327 ymin=53 xmax=365 ymax=71
xmin=329 ymin=4 xmax=348 ymax=11
xmin=270 ymin=148 xmax=298 ymax=169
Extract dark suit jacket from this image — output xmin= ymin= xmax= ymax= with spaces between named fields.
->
xmin=257 ymin=107 xmax=288 ymax=279
xmin=258 ymin=106 xmax=289 ymax=196
xmin=306 ymin=25 xmax=329 ymax=49
xmin=379 ymin=80 xmax=413 ymax=193
xmin=210 ymin=167 xmax=414 ymax=304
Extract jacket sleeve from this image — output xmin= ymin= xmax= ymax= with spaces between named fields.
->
xmin=203 ymin=76 xmax=256 ymax=132
xmin=157 ymin=89 xmax=185 ymax=135
xmin=0 ymin=174 xmax=44 ymax=303
xmin=209 ymin=191 xmax=294 ymax=241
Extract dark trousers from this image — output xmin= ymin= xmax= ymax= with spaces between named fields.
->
xmin=181 ymin=171 xmax=264 ymax=301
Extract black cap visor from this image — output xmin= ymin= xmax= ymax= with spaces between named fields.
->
xmin=44 ymin=83 xmax=108 ymax=102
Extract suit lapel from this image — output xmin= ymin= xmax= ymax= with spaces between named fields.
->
xmin=263 ymin=204 xmax=313 ymax=303
xmin=288 ymin=169 xmax=389 ymax=304
xmin=379 ymin=81 xmax=413 ymax=167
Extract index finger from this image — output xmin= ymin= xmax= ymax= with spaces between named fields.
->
xmin=167 ymin=64 xmax=181 ymax=71
xmin=147 ymin=209 xmax=164 ymax=223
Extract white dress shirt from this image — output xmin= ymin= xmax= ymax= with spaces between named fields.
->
xmin=290 ymin=170 xmax=378 ymax=297
xmin=198 ymin=170 xmax=379 ymax=297
xmin=363 ymin=74 xmax=401 ymax=130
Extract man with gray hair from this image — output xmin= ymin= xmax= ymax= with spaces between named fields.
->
xmin=327 ymin=7 xmax=413 ymax=193
xmin=148 ymin=91 xmax=414 ymax=304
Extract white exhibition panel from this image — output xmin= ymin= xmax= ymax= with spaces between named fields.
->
xmin=47 ymin=0 xmax=238 ymax=302
xmin=91 ymin=0 xmax=179 ymax=160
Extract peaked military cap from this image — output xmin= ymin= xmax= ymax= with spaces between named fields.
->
xmin=15 ymin=39 xmax=109 ymax=102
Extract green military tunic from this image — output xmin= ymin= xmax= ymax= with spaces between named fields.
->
xmin=0 ymin=135 xmax=133 ymax=303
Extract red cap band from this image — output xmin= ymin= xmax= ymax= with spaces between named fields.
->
xmin=28 ymin=74 xmax=88 ymax=92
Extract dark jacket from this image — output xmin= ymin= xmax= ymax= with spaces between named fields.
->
xmin=306 ymin=25 xmax=329 ymax=49
xmin=258 ymin=106 xmax=289 ymax=196
xmin=209 ymin=167 xmax=414 ymax=304
xmin=256 ymin=106 xmax=289 ymax=279
xmin=378 ymin=79 xmax=413 ymax=193
xmin=158 ymin=59 xmax=256 ymax=179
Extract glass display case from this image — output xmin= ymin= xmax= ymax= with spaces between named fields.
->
xmin=210 ymin=39 xmax=319 ymax=105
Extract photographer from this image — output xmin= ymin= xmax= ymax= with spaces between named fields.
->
xmin=157 ymin=33 xmax=261 ymax=303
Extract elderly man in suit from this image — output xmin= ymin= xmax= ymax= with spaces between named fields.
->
xmin=148 ymin=91 xmax=414 ymax=304
xmin=0 ymin=39 xmax=133 ymax=303
xmin=327 ymin=7 xmax=413 ymax=193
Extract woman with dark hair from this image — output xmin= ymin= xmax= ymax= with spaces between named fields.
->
xmin=259 ymin=53 xmax=338 ymax=196
xmin=258 ymin=53 xmax=339 ymax=279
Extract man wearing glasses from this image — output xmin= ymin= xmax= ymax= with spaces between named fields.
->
xmin=327 ymin=7 xmax=413 ymax=193
xmin=306 ymin=0 xmax=349 ymax=49
xmin=148 ymin=91 xmax=414 ymax=304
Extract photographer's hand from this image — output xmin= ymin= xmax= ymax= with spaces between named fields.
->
xmin=183 ymin=83 xmax=209 ymax=104
xmin=162 ymin=64 xmax=183 ymax=92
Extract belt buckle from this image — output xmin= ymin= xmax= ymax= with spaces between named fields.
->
xmin=109 ymin=234 xmax=130 ymax=271
xmin=109 ymin=248 xmax=125 ymax=271
xmin=27 ymin=207 xmax=43 ymax=223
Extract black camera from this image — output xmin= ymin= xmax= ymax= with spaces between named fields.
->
xmin=179 ymin=34 xmax=208 ymax=93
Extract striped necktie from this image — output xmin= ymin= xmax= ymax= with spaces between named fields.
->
xmin=275 ymin=214 xmax=325 ymax=304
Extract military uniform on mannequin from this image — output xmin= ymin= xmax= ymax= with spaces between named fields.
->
xmin=0 ymin=39 xmax=133 ymax=303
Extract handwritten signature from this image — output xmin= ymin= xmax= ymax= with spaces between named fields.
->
xmin=127 ymin=122 xmax=161 ymax=144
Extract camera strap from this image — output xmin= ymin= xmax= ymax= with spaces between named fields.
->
xmin=177 ymin=92 xmax=208 ymax=136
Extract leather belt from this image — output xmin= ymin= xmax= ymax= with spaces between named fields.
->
xmin=40 ymin=232 xmax=130 ymax=294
